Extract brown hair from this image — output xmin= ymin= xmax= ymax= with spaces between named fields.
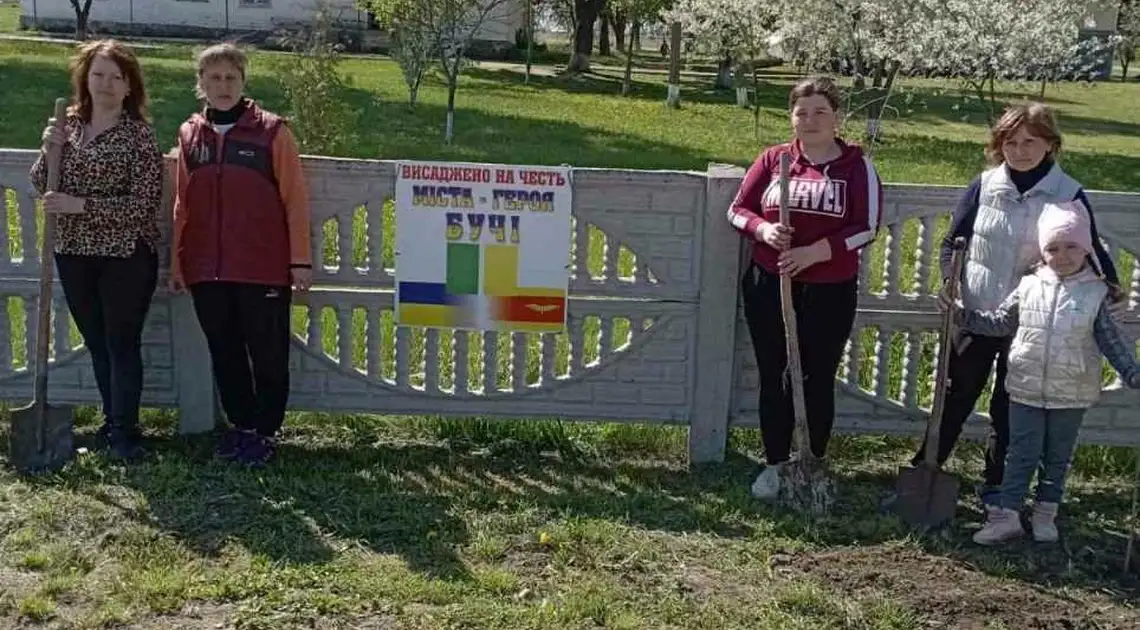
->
xmin=984 ymin=103 xmax=1063 ymax=166
xmin=194 ymin=43 xmax=248 ymax=100
xmin=788 ymin=75 xmax=842 ymax=112
xmin=68 ymin=39 xmax=149 ymax=122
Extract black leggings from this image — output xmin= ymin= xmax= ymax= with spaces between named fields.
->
xmin=910 ymin=332 xmax=1011 ymax=489
xmin=55 ymin=242 xmax=158 ymax=429
xmin=742 ymin=264 xmax=858 ymax=464
xmin=190 ymin=281 xmax=292 ymax=437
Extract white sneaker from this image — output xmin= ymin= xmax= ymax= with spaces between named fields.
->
xmin=751 ymin=463 xmax=783 ymax=500
xmin=973 ymin=507 xmax=1024 ymax=545
xmin=1031 ymin=502 xmax=1060 ymax=543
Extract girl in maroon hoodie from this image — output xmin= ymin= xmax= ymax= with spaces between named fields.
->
xmin=727 ymin=76 xmax=882 ymax=500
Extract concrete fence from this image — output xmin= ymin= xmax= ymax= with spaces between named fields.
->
xmin=1 ymin=148 xmax=1138 ymax=463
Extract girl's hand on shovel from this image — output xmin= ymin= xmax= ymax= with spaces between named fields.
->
xmin=778 ymin=240 xmax=830 ymax=276
xmin=757 ymin=222 xmax=794 ymax=250
xmin=42 ymin=192 xmax=86 ymax=215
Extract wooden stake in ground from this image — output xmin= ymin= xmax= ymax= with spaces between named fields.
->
xmin=774 ymin=152 xmax=835 ymax=516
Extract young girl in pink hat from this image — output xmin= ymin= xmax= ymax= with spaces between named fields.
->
xmin=942 ymin=201 xmax=1140 ymax=545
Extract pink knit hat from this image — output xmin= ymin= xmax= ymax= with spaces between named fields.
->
xmin=1038 ymin=201 xmax=1093 ymax=255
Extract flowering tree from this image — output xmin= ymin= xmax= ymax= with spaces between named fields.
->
xmin=1120 ymin=0 xmax=1138 ymax=79
xmin=770 ymin=0 xmax=934 ymax=141
xmin=668 ymin=0 xmax=777 ymax=90
xmin=668 ymin=0 xmax=777 ymax=136
xmin=365 ymin=0 xmax=518 ymax=143
xmin=909 ymin=0 xmax=1119 ymax=124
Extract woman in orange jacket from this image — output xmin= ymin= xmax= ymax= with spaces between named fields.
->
xmin=170 ymin=43 xmax=313 ymax=467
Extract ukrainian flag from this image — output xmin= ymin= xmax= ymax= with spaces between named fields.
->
xmin=398 ymin=281 xmax=455 ymax=327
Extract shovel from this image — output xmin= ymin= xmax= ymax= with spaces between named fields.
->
xmin=774 ymin=152 xmax=835 ymax=517
xmin=892 ymin=236 xmax=967 ymax=530
xmin=8 ymin=98 xmax=75 ymax=475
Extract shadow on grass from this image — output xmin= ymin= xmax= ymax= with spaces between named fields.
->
xmin=460 ymin=65 xmax=790 ymax=110
xmin=0 ymin=409 xmax=1136 ymax=610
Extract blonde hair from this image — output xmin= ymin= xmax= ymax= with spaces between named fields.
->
xmin=984 ymin=102 xmax=1063 ymax=166
xmin=194 ymin=43 xmax=248 ymax=100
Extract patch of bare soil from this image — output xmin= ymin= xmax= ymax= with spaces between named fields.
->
xmin=121 ymin=603 xmax=397 ymax=630
xmin=772 ymin=545 xmax=1140 ymax=630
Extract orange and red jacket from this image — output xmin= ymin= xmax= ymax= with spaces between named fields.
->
xmin=171 ymin=100 xmax=312 ymax=287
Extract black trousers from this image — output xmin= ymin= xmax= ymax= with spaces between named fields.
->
xmin=55 ymin=242 xmax=158 ymax=430
xmin=190 ymin=281 xmax=292 ymax=437
xmin=910 ymin=332 xmax=1011 ymax=489
xmin=742 ymin=264 xmax=858 ymax=464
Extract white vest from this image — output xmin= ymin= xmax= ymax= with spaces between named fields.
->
xmin=961 ymin=164 xmax=1081 ymax=316
xmin=1005 ymin=266 xmax=1108 ymax=409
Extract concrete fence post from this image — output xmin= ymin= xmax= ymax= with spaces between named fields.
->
xmin=688 ymin=163 xmax=745 ymax=464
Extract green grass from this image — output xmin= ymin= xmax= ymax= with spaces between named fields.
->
xmin=1 ymin=39 xmax=1139 ymax=188
xmin=1 ymin=38 xmax=1140 ymax=628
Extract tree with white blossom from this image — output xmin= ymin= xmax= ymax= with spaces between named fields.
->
xmin=667 ymin=0 xmax=778 ymax=136
xmin=770 ymin=0 xmax=930 ymax=140
xmin=365 ymin=0 xmax=517 ymax=143
xmin=667 ymin=0 xmax=778 ymax=90
xmin=908 ymin=0 xmax=1119 ymax=123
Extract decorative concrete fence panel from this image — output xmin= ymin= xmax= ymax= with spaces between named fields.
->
xmin=1 ymin=148 xmax=1138 ymax=463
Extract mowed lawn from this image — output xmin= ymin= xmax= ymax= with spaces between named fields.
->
xmin=0 ymin=36 xmax=1140 ymax=630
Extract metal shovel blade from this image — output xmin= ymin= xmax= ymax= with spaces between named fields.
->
xmin=8 ymin=402 xmax=74 ymax=474
xmin=7 ymin=97 xmax=76 ymax=475
xmin=893 ymin=462 xmax=959 ymax=529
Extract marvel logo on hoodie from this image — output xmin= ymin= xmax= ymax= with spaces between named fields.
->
xmin=727 ymin=139 xmax=883 ymax=284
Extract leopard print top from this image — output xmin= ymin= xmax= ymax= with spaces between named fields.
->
xmin=29 ymin=112 xmax=163 ymax=258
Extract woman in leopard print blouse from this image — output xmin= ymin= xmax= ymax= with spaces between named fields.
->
xmin=29 ymin=39 xmax=163 ymax=461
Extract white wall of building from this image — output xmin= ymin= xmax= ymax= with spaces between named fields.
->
xmin=19 ymin=0 xmax=524 ymax=42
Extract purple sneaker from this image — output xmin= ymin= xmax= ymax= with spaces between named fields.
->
xmin=234 ymin=434 xmax=276 ymax=468
xmin=215 ymin=429 xmax=255 ymax=460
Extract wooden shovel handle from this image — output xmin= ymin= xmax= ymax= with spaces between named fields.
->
xmin=924 ymin=236 xmax=967 ymax=466
xmin=776 ymin=153 xmax=811 ymax=459
xmin=33 ymin=98 xmax=68 ymax=407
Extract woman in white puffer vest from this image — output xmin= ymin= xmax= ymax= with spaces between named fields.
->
xmin=941 ymin=201 xmax=1140 ymax=545
xmin=908 ymin=103 xmax=1122 ymax=509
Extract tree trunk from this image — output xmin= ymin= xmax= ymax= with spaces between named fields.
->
xmin=852 ymin=52 xmax=866 ymax=90
xmin=630 ymin=20 xmax=641 ymax=51
xmin=622 ymin=20 xmax=635 ymax=96
xmin=567 ymin=0 xmax=604 ymax=73
xmin=524 ymin=0 xmax=534 ymax=83
xmin=666 ymin=21 xmax=681 ymax=108
xmin=69 ymin=0 xmax=93 ymax=40
xmin=612 ymin=10 xmax=626 ymax=53
xmin=599 ymin=11 xmax=611 ymax=56
xmin=864 ymin=59 xmax=899 ymax=141
xmin=714 ymin=53 xmax=733 ymax=90
xmin=871 ymin=58 xmax=885 ymax=88
xmin=445 ymin=76 xmax=457 ymax=144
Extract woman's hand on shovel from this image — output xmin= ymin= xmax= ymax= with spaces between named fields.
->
xmin=937 ymin=286 xmax=962 ymax=314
